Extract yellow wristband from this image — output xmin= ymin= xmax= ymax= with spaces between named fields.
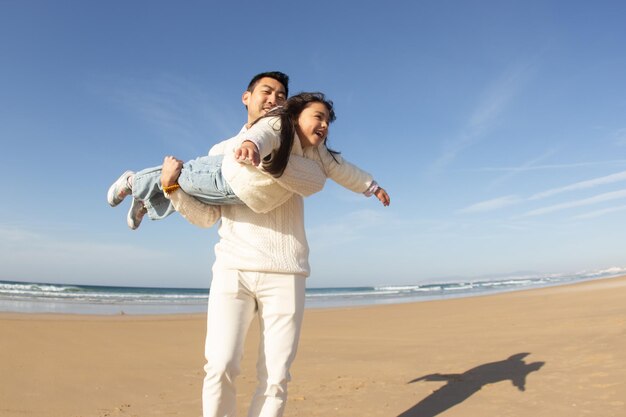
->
xmin=162 ymin=183 xmax=181 ymax=194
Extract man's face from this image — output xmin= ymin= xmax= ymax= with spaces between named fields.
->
xmin=242 ymin=77 xmax=287 ymax=123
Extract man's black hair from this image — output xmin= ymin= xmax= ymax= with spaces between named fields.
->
xmin=247 ymin=71 xmax=289 ymax=97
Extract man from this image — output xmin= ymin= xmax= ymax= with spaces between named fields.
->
xmin=162 ymin=71 xmax=325 ymax=417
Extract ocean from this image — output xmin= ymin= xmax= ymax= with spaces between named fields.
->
xmin=1 ymin=267 xmax=624 ymax=315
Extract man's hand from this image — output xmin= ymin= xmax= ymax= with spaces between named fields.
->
xmin=234 ymin=140 xmax=260 ymax=166
xmin=161 ymin=156 xmax=183 ymax=187
xmin=375 ymin=187 xmax=390 ymax=207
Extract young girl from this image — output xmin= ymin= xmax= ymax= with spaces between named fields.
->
xmin=107 ymin=92 xmax=390 ymax=229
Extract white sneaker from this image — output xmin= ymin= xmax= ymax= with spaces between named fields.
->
xmin=107 ymin=170 xmax=134 ymax=207
xmin=127 ymin=198 xmax=147 ymax=230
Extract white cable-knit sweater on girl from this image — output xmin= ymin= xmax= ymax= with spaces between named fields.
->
xmin=216 ymin=117 xmax=375 ymax=214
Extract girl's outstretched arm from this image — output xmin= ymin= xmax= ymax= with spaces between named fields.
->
xmin=233 ymin=141 xmax=260 ymax=166
xmin=314 ymin=146 xmax=390 ymax=206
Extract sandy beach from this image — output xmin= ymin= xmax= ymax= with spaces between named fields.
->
xmin=1 ymin=276 xmax=625 ymax=417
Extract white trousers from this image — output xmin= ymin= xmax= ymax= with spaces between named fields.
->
xmin=202 ymin=265 xmax=306 ymax=417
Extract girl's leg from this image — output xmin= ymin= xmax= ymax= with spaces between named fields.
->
xmin=177 ymin=155 xmax=243 ymax=206
xmin=132 ymin=155 xmax=244 ymax=222
xmin=107 ymin=171 xmax=134 ymax=207
xmin=131 ymin=165 xmax=177 ymax=220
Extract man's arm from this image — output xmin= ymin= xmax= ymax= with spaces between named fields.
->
xmin=166 ymin=189 xmax=221 ymax=228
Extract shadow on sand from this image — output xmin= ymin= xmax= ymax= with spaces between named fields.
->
xmin=397 ymin=352 xmax=544 ymax=417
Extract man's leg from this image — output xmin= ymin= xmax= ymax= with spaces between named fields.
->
xmin=247 ymin=273 xmax=306 ymax=417
xmin=203 ymin=266 xmax=257 ymax=417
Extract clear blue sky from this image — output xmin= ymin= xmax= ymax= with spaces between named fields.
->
xmin=1 ymin=1 xmax=625 ymax=288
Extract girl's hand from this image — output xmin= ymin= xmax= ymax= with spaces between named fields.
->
xmin=161 ymin=156 xmax=183 ymax=187
xmin=234 ymin=141 xmax=260 ymax=166
xmin=375 ymin=187 xmax=390 ymax=207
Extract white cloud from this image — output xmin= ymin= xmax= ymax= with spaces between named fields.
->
xmin=462 ymin=170 xmax=626 ymax=216
xmin=87 ymin=73 xmax=238 ymax=154
xmin=571 ymin=205 xmax=626 ymax=220
xmin=529 ymin=170 xmax=626 ymax=200
xmin=613 ymin=128 xmax=626 ymax=146
xmin=307 ymin=209 xmax=393 ymax=246
xmin=488 ymin=149 xmax=557 ymax=189
xmin=523 ymin=190 xmax=626 ymax=217
xmin=459 ymin=195 xmax=522 ymax=213
xmin=432 ymin=62 xmax=535 ymax=172
xmin=469 ymin=159 xmax=626 ymax=172
xmin=0 ymin=226 xmax=42 ymax=243
xmin=0 ymin=225 xmax=168 ymax=284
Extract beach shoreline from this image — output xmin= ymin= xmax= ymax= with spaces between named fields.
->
xmin=1 ymin=275 xmax=625 ymax=416
xmin=2 ymin=270 xmax=624 ymax=315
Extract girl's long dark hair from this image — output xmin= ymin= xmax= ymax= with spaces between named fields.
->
xmin=250 ymin=92 xmax=337 ymax=177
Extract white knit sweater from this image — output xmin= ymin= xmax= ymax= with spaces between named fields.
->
xmin=168 ymin=181 xmax=311 ymax=275
xmin=217 ymin=117 xmax=374 ymax=213
xmin=166 ymin=121 xmax=318 ymax=275
xmin=167 ymin=120 xmax=375 ymax=275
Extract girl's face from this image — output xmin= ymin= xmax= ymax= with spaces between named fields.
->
xmin=295 ymin=102 xmax=330 ymax=148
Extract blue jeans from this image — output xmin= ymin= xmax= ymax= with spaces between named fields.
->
xmin=132 ymin=155 xmax=243 ymax=220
